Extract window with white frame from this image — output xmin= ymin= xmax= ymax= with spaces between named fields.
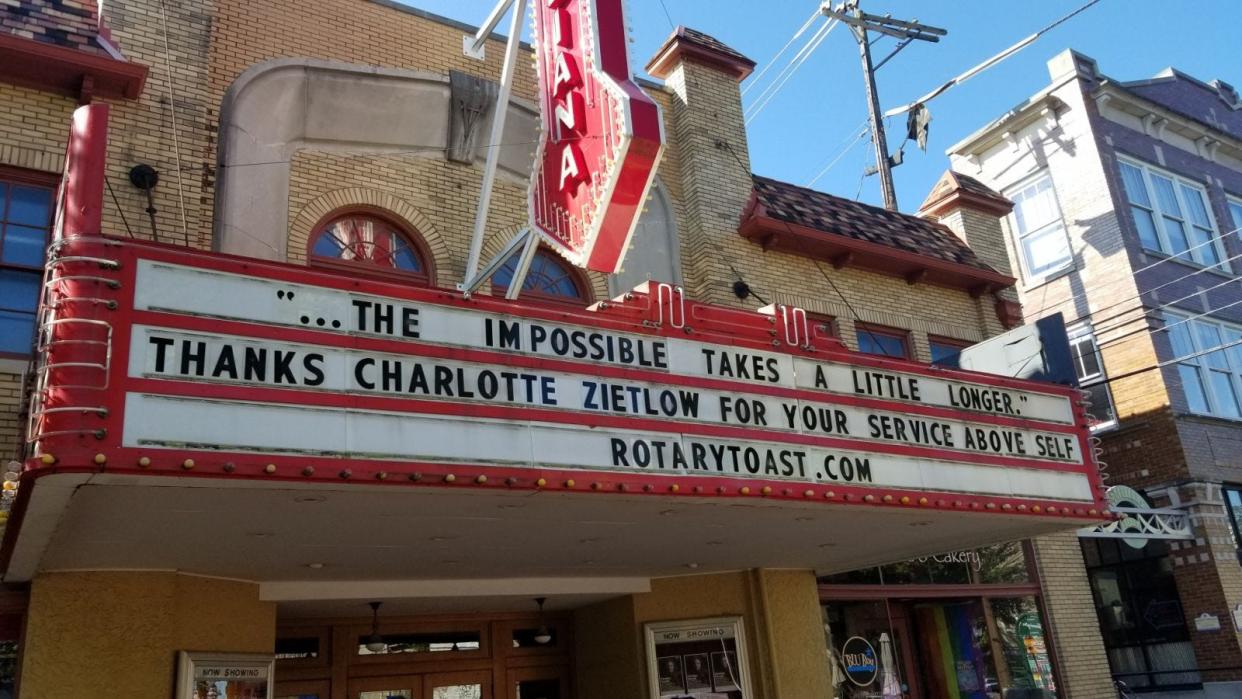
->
xmin=1118 ymin=158 xmax=1225 ymax=268
xmin=1007 ymin=174 xmax=1073 ymax=281
xmin=1228 ymin=196 xmax=1242 ymax=239
xmin=1068 ymin=324 xmax=1117 ymax=430
xmin=1165 ymin=311 xmax=1242 ymax=419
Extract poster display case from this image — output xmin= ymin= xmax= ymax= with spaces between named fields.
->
xmin=177 ymin=651 xmax=275 ymax=699
xmin=644 ymin=617 xmax=751 ymax=699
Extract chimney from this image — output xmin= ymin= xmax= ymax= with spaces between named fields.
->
xmin=645 ymin=27 xmax=755 ymax=303
xmin=1046 ymin=49 xmax=1101 ymax=85
xmin=918 ymin=171 xmax=1022 ymax=328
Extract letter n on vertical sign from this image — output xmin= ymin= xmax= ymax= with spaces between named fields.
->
xmin=529 ymin=0 xmax=664 ymax=274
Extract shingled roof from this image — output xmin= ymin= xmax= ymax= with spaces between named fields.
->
xmin=918 ymin=170 xmax=1012 ymax=218
xmin=645 ymin=26 xmax=755 ymax=81
xmin=1 ymin=0 xmax=107 ymax=56
xmin=0 ymin=0 xmax=146 ymax=99
xmin=749 ymin=175 xmax=998 ymax=272
xmin=674 ymin=27 xmax=753 ymax=68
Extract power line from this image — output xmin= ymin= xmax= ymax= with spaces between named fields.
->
xmin=1096 ymin=298 xmax=1242 ymax=352
xmin=1057 ymin=246 xmax=1242 ymax=334
xmin=1083 ymin=335 xmax=1242 ymax=390
xmin=744 ymin=17 xmax=834 ymax=115
xmin=1023 ymin=224 xmax=1240 ymax=320
xmin=104 ymin=177 xmax=137 ymax=239
xmin=655 ymin=0 xmax=675 ymax=30
xmin=1092 ymin=270 xmax=1242 ymax=339
xmin=741 ymin=9 xmax=821 ymax=97
xmin=157 ymin=0 xmax=191 ymax=247
xmin=806 ymin=122 xmax=869 ymax=187
xmin=883 ymin=0 xmax=1105 ymax=119
xmin=744 ymin=18 xmax=838 ymax=125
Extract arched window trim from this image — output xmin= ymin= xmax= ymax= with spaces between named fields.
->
xmin=306 ymin=206 xmax=435 ymax=286
xmin=492 ymin=246 xmax=592 ymax=306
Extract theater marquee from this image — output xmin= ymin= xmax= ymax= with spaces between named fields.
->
xmin=31 ymin=240 xmax=1108 ymax=519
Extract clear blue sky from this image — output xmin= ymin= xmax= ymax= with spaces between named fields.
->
xmin=404 ymin=0 xmax=1241 ymax=212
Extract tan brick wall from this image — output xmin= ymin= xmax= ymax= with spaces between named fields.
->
xmin=0 ymin=370 xmax=25 ymax=464
xmin=97 ymin=0 xmax=215 ymax=246
xmin=0 ymin=84 xmax=76 ymax=467
xmin=1030 ymin=531 xmax=1115 ymax=698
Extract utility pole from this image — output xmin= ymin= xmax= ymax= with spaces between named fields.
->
xmin=821 ymin=1 xmax=945 ymax=211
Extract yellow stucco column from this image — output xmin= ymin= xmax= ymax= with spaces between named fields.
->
xmin=20 ymin=570 xmax=275 ymax=696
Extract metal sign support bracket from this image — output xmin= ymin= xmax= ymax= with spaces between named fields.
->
xmin=459 ymin=227 xmax=537 ymax=299
xmin=459 ymin=0 xmax=530 ymax=297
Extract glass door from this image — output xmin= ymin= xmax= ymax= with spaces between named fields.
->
xmin=348 ymin=675 xmax=423 ymax=699
xmin=423 ymin=670 xmax=491 ymax=699
xmin=508 ymin=666 xmax=569 ymax=699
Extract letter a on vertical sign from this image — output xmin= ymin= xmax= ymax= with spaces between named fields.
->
xmin=530 ymin=0 xmax=664 ymax=273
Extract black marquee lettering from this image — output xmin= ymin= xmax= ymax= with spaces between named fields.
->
xmin=181 ymin=341 xmax=207 ymax=376
xmin=355 ymin=358 xmax=375 ymax=390
xmin=149 ymin=336 xmax=174 ymax=372
xmin=244 ymin=347 xmax=267 ymax=382
xmin=211 ymin=344 xmax=238 ymax=379
xmin=401 ymin=306 xmax=420 ymax=338
xmin=303 ymin=354 xmax=325 ymax=386
xmin=272 ymin=350 xmax=296 ymax=384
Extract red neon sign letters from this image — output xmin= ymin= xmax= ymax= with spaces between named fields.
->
xmin=530 ymin=0 xmax=664 ymax=274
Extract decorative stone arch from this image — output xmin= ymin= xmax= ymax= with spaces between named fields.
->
xmin=477 ymin=226 xmax=609 ymax=302
xmin=289 ymin=188 xmax=451 ymax=282
xmin=214 ymin=57 xmax=539 ymax=262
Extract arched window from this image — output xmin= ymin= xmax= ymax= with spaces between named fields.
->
xmin=309 ymin=212 xmax=432 ymax=285
xmin=493 ymin=248 xmax=589 ymax=304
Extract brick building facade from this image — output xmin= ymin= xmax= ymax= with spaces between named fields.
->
xmin=0 ymin=1 xmax=1114 ymax=697
xmin=950 ymin=49 xmax=1242 ymax=697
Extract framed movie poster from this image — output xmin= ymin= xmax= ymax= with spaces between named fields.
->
xmin=176 ymin=651 xmax=275 ymax=699
xmin=644 ymin=617 xmax=752 ymax=699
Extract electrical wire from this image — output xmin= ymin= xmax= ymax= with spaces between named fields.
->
xmin=745 ymin=18 xmax=836 ymax=123
xmin=157 ymin=0 xmax=191 ymax=247
xmin=1091 ymin=271 xmax=1242 ymax=339
xmin=806 ymin=122 xmax=870 ymax=188
xmin=744 ymin=18 xmax=839 ymax=125
xmin=104 ymin=177 xmax=137 ymax=239
xmin=655 ymin=0 xmax=675 ymax=30
xmin=1023 ymin=224 xmax=1241 ymax=320
xmin=744 ymin=17 xmax=833 ymax=115
xmin=741 ymin=9 xmax=821 ymax=97
xmin=1096 ymin=298 xmax=1242 ymax=352
xmin=883 ymin=0 xmax=1105 ymax=118
xmin=1056 ymin=247 xmax=1242 ymax=334
xmin=216 ymin=135 xmax=606 ymax=171
xmin=1082 ymin=334 xmax=1242 ymax=390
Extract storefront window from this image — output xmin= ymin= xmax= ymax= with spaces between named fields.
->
xmin=821 ymin=541 xmax=1031 ymax=586
xmin=0 ymin=640 xmax=14 ymax=699
xmin=824 ymin=597 xmax=1058 ymax=699
xmin=988 ymin=597 xmax=1057 ymax=694
xmin=1080 ymin=537 xmax=1200 ymax=691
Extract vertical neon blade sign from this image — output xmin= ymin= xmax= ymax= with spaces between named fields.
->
xmin=530 ymin=0 xmax=664 ymax=274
